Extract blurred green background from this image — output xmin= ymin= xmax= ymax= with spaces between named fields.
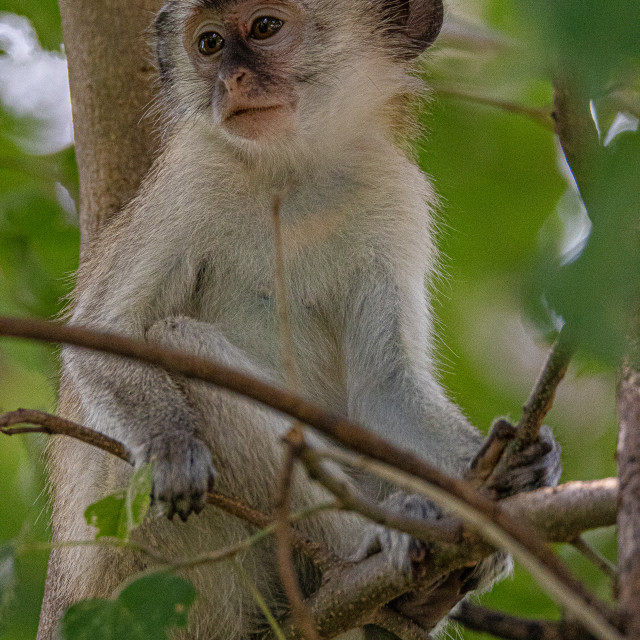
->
xmin=0 ymin=0 xmax=637 ymax=638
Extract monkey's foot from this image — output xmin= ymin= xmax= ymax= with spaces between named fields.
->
xmin=131 ymin=435 xmax=216 ymax=521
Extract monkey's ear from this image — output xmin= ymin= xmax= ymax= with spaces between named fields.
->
xmin=155 ymin=1 xmax=179 ymax=84
xmin=382 ymin=0 xmax=444 ymax=56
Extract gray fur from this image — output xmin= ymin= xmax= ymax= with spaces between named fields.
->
xmin=38 ymin=1 xmax=560 ymax=638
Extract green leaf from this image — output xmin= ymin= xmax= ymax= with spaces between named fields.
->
xmin=84 ymin=491 xmax=128 ymax=540
xmin=84 ymin=465 xmax=152 ymax=540
xmin=126 ymin=464 xmax=153 ymax=532
xmin=60 ymin=573 xmax=196 ymax=640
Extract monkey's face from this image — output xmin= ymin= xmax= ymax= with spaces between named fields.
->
xmin=155 ymin=0 xmax=444 ymax=150
xmin=180 ymin=1 xmax=304 ymax=141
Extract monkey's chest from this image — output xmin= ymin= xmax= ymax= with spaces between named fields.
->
xmin=192 ymin=252 xmax=347 ymax=407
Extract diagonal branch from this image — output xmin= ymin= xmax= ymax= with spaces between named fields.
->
xmin=515 ymin=328 xmax=574 ymax=447
xmin=1 ymin=407 xmax=619 ymax=639
xmin=0 ymin=317 xmax=622 ymax=640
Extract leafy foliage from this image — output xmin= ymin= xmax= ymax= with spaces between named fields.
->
xmin=85 ymin=465 xmax=153 ymax=540
xmin=61 ymin=573 xmax=196 ymax=640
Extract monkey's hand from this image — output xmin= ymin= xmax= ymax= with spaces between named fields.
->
xmin=354 ymin=425 xmax=560 ymax=572
xmin=477 ymin=423 xmax=562 ymax=499
xmin=131 ymin=433 xmax=216 ymax=522
xmin=354 ymin=425 xmax=561 ymax=633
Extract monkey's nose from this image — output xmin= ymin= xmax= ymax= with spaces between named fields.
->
xmin=221 ymin=70 xmax=247 ymax=93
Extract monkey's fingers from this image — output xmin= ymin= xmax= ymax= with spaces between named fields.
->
xmin=484 ymin=426 xmax=562 ymax=499
xmin=466 ymin=419 xmax=517 ymax=488
xmin=144 ymin=436 xmax=217 ymax=521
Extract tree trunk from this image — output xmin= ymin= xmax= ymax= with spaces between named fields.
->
xmin=58 ymin=0 xmax=164 ymax=251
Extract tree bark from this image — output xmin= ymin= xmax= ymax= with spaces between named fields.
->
xmin=58 ymin=0 xmax=164 ymax=251
xmin=617 ymin=367 xmax=640 ymax=638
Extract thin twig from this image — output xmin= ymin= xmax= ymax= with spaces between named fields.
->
xmin=175 ymin=502 xmax=334 ymax=573
xmin=301 ymin=446 xmax=463 ymax=545
xmin=234 ymin=559 xmax=288 ymax=640
xmin=271 ymin=192 xmax=299 ymax=392
xmin=572 ymin=537 xmax=618 ymax=582
xmin=452 ymin=600 xmax=596 ymax=640
xmin=433 ymin=87 xmax=555 ymax=131
xmin=275 ymin=436 xmax=320 ymax=640
xmin=0 ymin=408 xmax=334 ymax=569
xmin=0 ymin=317 xmax=623 ymax=640
xmin=207 ymin=490 xmax=337 ymax=571
xmin=515 ymin=328 xmax=575 ymax=447
xmin=20 ymin=501 xmax=334 ymax=582
xmin=1 ymin=409 xmax=131 ymax=461
xmin=271 ymin=194 xmax=319 ymax=640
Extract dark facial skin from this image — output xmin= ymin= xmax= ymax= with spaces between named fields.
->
xmin=183 ymin=0 xmax=304 ymax=140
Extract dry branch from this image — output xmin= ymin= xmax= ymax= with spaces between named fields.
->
xmin=301 ymin=447 xmax=463 ymax=546
xmin=1 ymin=406 xmax=619 ymax=639
xmin=276 ymin=435 xmax=320 ymax=640
xmin=572 ymin=537 xmax=617 ymax=581
xmin=270 ymin=192 xmax=319 ymax=640
xmin=0 ymin=319 xmax=622 ymax=639
xmin=515 ymin=329 xmax=574 ymax=446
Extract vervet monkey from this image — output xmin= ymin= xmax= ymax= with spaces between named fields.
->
xmin=38 ymin=0 xmax=562 ymax=638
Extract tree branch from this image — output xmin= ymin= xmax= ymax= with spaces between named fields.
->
xmin=1 ymin=406 xmax=619 ymax=639
xmin=617 ymin=366 xmax=640 ymax=636
xmin=515 ymin=328 xmax=574 ymax=446
xmin=433 ymin=87 xmax=555 ymax=131
xmin=301 ymin=446 xmax=463 ymax=546
xmin=276 ymin=434 xmax=320 ymax=640
xmin=452 ymin=601 xmax=596 ymax=640
xmin=0 ymin=318 xmax=622 ymax=640
xmin=572 ymin=537 xmax=617 ymax=581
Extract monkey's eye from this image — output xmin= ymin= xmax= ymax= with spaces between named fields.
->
xmin=249 ymin=17 xmax=284 ymax=40
xmin=198 ymin=31 xmax=224 ymax=55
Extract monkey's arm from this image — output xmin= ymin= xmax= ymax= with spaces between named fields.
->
xmin=344 ymin=262 xmax=561 ymax=631
xmin=62 ymin=246 xmax=215 ymax=520
xmin=343 ymin=264 xmax=483 ymax=477
xmin=343 ymin=262 xmax=561 ymax=485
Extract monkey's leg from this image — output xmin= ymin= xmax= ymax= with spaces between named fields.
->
xmin=39 ymin=317 xmax=362 ymax=640
xmin=144 ymin=317 xmax=363 ymax=637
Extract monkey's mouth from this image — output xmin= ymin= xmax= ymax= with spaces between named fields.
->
xmin=226 ymin=105 xmax=283 ymax=119
xmin=221 ymin=103 xmax=294 ymax=141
